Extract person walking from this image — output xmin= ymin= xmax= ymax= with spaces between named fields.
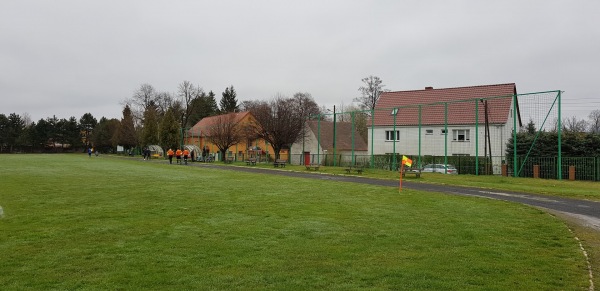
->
xmin=175 ymin=148 xmax=182 ymax=164
xmin=167 ymin=148 xmax=174 ymax=164
xmin=183 ymin=148 xmax=190 ymax=165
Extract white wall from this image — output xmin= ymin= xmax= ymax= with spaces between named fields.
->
xmin=368 ymin=124 xmax=512 ymax=157
xmin=291 ymin=128 xmax=321 ymax=156
xmin=291 ymin=129 xmax=368 ymax=165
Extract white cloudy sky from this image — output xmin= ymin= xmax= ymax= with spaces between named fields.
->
xmin=1 ymin=0 xmax=599 ymax=122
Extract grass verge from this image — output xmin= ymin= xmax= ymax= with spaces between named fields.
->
xmin=243 ymin=162 xmax=600 ymax=201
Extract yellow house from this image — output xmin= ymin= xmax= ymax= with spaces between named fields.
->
xmin=185 ymin=111 xmax=287 ymax=161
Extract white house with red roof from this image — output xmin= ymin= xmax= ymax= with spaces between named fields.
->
xmin=369 ymin=83 xmax=521 ymax=167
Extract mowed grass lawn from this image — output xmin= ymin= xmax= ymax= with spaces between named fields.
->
xmin=0 ymin=154 xmax=591 ymax=290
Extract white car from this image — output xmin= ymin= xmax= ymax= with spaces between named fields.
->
xmin=422 ymin=164 xmax=458 ymax=174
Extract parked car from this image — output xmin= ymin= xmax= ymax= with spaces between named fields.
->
xmin=422 ymin=164 xmax=458 ymax=174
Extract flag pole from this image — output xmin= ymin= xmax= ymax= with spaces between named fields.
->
xmin=399 ymin=162 xmax=404 ymax=192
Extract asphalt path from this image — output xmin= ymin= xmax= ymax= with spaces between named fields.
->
xmin=196 ymin=163 xmax=600 ymax=230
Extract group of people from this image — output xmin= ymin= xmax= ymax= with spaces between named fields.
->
xmin=166 ymin=148 xmax=192 ymax=164
xmin=87 ymin=147 xmax=98 ymax=157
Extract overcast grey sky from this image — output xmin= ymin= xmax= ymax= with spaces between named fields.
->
xmin=1 ymin=1 xmax=599 ymax=122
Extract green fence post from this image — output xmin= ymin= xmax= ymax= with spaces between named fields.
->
xmin=513 ymin=94 xmax=518 ymax=177
xmin=444 ymin=102 xmax=448 ymax=173
xmin=351 ymin=112 xmax=355 ymax=165
xmin=371 ymin=109 xmax=375 ymax=168
xmin=418 ymin=105 xmax=422 ymax=168
xmin=557 ymin=91 xmax=562 ymax=180
xmin=333 ymin=106 xmax=337 ymax=167
xmin=393 ymin=108 xmax=397 ymax=170
xmin=475 ymin=100 xmax=479 ymax=175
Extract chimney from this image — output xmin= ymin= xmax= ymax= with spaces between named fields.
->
xmin=425 ymin=86 xmax=433 ymax=90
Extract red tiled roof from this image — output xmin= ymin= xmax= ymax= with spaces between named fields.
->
xmin=372 ymin=83 xmax=518 ymax=126
xmin=307 ymin=120 xmax=368 ymax=151
xmin=187 ymin=111 xmax=252 ymax=136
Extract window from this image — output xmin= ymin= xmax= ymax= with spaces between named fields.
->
xmin=425 ymin=129 xmax=433 ymax=135
xmin=385 ymin=130 xmax=400 ymax=141
xmin=391 ymin=108 xmax=398 ymax=115
xmin=452 ymin=129 xmax=470 ymax=142
xmin=440 ymin=129 xmax=446 ymax=135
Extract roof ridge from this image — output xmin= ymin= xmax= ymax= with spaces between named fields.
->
xmin=385 ymin=83 xmax=515 ymax=94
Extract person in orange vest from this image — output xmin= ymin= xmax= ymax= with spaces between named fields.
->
xmin=167 ymin=148 xmax=174 ymax=164
xmin=175 ymin=148 xmax=182 ymax=164
xmin=183 ymin=148 xmax=190 ymax=165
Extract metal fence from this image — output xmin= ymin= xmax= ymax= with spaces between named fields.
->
xmin=285 ymin=153 xmax=600 ymax=181
xmin=294 ymin=90 xmax=593 ymax=180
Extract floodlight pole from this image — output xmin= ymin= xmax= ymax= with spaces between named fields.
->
xmin=333 ymin=105 xmax=337 ymax=167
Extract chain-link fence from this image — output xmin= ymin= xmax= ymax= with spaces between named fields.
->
xmin=296 ymin=90 xmax=580 ymax=180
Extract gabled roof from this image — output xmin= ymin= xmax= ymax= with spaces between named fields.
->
xmin=307 ymin=120 xmax=368 ymax=151
xmin=187 ymin=111 xmax=253 ymax=136
xmin=373 ymin=83 xmax=519 ymax=126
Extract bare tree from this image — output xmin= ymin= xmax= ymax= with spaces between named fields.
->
xmin=588 ymin=109 xmax=600 ymax=134
xmin=178 ymin=80 xmax=202 ymax=129
xmin=248 ymin=95 xmax=307 ymax=160
xmin=204 ymin=113 xmax=247 ymax=159
xmin=240 ymin=100 xmax=264 ymax=112
xmin=132 ymin=83 xmax=157 ymax=110
xmin=355 ymin=75 xmax=388 ymax=112
xmin=292 ymin=92 xmax=321 ymax=120
xmin=335 ymin=103 xmax=368 ymax=142
xmin=563 ymin=116 xmax=588 ymax=133
xmin=127 ymin=83 xmax=158 ymax=124
xmin=155 ymin=91 xmax=174 ymax=117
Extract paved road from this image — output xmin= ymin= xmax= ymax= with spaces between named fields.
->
xmin=198 ymin=163 xmax=600 ymax=230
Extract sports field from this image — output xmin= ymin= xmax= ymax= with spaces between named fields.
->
xmin=0 ymin=154 xmax=592 ymax=289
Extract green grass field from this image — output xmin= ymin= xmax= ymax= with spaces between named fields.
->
xmin=0 ymin=154 xmax=592 ymax=290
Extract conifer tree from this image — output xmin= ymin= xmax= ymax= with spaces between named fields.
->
xmin=219 ymin=85 xmax=239 ymax=113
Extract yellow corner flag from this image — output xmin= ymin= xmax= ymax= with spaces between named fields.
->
xmin=402 ymin=155 xmax=413 ymax=167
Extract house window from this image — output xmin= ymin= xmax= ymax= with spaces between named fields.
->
xmin=425 ymin=129 xmax=433 ymax=135
xmin=385 ymin=130 xmax=400 ymax=141
xmin=440 ymin=129 xmax=446 ymax=135
xmin=391 ymin=108 xmax=398 ymax=115
xmin=452 ymin=129 xmax=470 ymax=142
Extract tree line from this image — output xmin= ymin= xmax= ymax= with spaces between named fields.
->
xmin=506 ymin=114 xmax=600 ymax=159
xmin=0 ymin=76 xmax=397 ymax=155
